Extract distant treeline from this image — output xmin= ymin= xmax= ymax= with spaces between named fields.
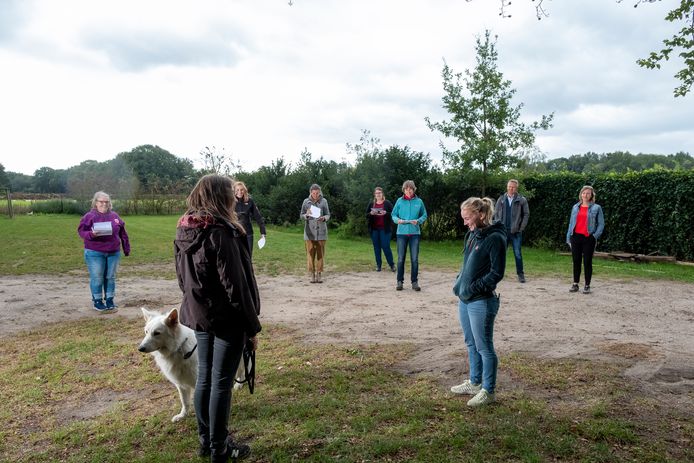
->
xmin=2 ymin=145 xmax=693 ymax=259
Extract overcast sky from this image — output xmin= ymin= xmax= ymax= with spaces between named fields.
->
xmin=1 ymin=0 xmax=692 ymax=176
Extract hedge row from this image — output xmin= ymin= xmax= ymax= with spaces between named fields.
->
xmin=522 ymin=170 xmax=694 ymax=261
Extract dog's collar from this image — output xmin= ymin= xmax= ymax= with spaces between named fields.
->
xmin=179 ymin=338 xmax=197 ymax=359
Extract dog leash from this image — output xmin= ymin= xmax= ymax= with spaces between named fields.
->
xmin=233 ymin=339 xmax=256 ymax=394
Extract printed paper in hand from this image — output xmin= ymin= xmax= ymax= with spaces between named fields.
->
xmin=309 ymin=205 xmax=321 ymax=218
xmin=257 ymin=236 xmax=266 ymax=249
xmin=92 ymin=221 xmax=113 ymax=236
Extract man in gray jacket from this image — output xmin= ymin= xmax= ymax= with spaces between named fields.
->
xmin=493 ymin=179 xmax=529 ymax=283
xmin=300 ymin=184 xmax=330 ymax=283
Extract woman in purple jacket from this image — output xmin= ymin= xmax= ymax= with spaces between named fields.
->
xmin=77 ymin=191 xmax=130 ymax=313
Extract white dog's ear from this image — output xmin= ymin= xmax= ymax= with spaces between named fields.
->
xmin=165 ymin=308 xmax=179 ymax=327
xmin=141 ymin=307 xmax=158 ymax=321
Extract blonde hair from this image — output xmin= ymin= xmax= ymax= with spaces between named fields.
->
xmin=578 ymin=185 xmax=596 ymax=202
xmin=401 ymin=180 xmax=416 ymax=193
xmin=234 ymin=181 xmax=249 ymax=202
xmin=91 ymin=191 xmax=112 ymax=212
xmin=460 ymin=197 xmax=495 ymax=227
xmin=183 ymin=174 xmax=245 ymax=234
xmin=373 ymin=186 xmax=386 ymax=203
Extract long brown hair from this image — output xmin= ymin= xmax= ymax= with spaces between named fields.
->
xmin=184 ymin=174 xmax=245 ymax=234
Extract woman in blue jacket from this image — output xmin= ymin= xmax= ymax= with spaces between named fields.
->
xmin=391 ymin=180 xmax=427 ymax=291
xmin=451 ymin=197 xmax=506 ymax=407
xmin=566 ymin=185 xmax=604 ymax=294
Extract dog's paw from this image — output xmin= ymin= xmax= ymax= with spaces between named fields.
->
xmin=171 ymin=412 xmax=186 ymax=422
xmin=233 ymin=381 xmax=245 ymax=391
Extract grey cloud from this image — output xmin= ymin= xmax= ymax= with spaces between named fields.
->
xmin=0 ymin=0 xmax=25 ymax=43
xmin=82 ymin=26 xmax=249 ymax=71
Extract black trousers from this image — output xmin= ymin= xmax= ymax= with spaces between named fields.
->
xmin=194 ymin=329 xmax=244 ymax=458
xmin=570 ymin=233 xmax=596 ymax=286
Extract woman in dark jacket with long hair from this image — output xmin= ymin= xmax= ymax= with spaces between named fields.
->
xmin=174 ymin=174 xmax=261 ymax=462
xmin=234 ymin=181 xmax=266 ymax=257
xmin=365 ymin=186 xmax=395 ymax=272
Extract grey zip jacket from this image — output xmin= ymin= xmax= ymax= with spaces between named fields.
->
xmin=300 ymin=195 xmax=330 ymax=240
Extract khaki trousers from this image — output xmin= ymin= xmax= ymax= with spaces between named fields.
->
xmin=305 ymin=240 xmax=326 ymax=272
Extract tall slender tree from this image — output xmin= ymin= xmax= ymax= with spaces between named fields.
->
xmin=425 ymin=30 xmax=553 ymax=195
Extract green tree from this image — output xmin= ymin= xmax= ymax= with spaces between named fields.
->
xmin=629 ymin=0 xmax=694 ymax=97
xmin=0 ymin=163 xmax=9 ymax=188
xmin=117 ymin=145 xmax=195 ymax=195
xmin=425 ymin=30 xmax=553 ymax=195
xmin=482 ymin=0 xmax=694 ymax=97
xmin=33 ymin=167 xmax=68 ymax=193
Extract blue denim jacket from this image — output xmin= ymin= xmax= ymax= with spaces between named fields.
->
xmin=566 ymin=202 xmax=605 ymax=244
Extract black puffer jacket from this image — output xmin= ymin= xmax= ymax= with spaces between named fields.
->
xmin=174 ymin=216 xmax=261 ymax=338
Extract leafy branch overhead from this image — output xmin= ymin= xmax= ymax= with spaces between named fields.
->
xmin=478 ymin=0 xmax=694 ymax=97
xmin=425 ymin=30 xmax=553 ymax=195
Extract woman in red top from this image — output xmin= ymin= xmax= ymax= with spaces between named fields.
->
xmin=365 ymin=187 xmax=395 ymax=272
xmin=565 ymin=185 xmax=605 ymax=294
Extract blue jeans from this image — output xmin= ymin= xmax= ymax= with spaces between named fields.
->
xmin=194 ymin=330 xmax=244 ymax=456
xmin=507 ymin=232 xmax=524 ymax=275
xmin=396 ymin=234 xmax=420 ymax=283
xmin=370 ymin=229 xmax=394 ymax=269
xmin=458 ymin=296 xmax=500 ymax=393
xmin=84 ymin=249 xmax=121 ymax=300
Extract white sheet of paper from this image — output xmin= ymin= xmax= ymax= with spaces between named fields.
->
xmin=92 ymin=221 xmax=113 ymax=236
xmin=309 ymin=205 xmax=321 ymax=218
xmin=257 ymin=236 xmax=266 ymax=249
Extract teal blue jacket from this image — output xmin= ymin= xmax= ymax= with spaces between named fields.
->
xmin=391 ymin=195 xmax=427 ymax=235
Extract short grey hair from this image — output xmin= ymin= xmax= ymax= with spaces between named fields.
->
xmin=401 ymin=180 xmax=416 ymax=192
xmin=91 ymin=191 xmax=112 ymax=211
xmin=309 ymin=183 xmax=322 ymax=193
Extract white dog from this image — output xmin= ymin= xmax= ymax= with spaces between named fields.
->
xmin=138 ymin=307 xmax=251 ymax=423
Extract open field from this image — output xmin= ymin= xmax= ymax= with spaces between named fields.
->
xmin=0 ymin=215 xmax=692 ymax=462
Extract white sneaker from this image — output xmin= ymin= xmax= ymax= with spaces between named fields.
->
xmin=467 ymin=388 xmax=495 ymax=407
xmin=450 ymin=380 xmax=482 ymax=395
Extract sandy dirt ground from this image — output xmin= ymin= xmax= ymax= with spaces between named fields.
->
xmin=1 ymin=270 xmax=693 ymax=408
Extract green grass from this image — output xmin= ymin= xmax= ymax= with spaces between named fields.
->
xmin=0 ymin=320 xmax=691 ymax=463
xmin=1 ymin=214 xmax=693 ymax=282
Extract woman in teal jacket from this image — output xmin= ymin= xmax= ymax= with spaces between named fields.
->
xmin=391 ymin=180 xmax=427 ymax=291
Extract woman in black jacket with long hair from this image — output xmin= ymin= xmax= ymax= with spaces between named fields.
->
xmin=365 ymin=186 xmax=395 ymax=272
xmin=174 ymin=174 xmax=261 ymax=462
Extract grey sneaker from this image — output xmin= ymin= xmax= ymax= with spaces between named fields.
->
xmin=396 ymin=281 xmax=403 ymax=291
xmin=450 ymin=380 xmax=481 ymax=395
xmin=412 ymin=281 xmax=421 ymax=291
xmin=518 ymin=274 xmax=526 ymax=283
xmin=467 ymin=388 xmax=495 ymax=407
xmin=582 ymin=285 xmax=591 ymax=294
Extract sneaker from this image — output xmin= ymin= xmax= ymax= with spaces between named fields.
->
xmin=396 ymin=281 xmax=403 ymax=291
xmin=582 ymin=285 xmax=591 ymax=294
xmin=376 ymin=267 xmax=382 ymax=272
xmin=105 ymin=297 xmax=118 ymax=309
xmin=211 ymin=439 xmax=250 ymax=463
xmin=450 ymin=380 xmax=481 ymax=395
xmin=390 ymin=264 xmax=396 ymax=272
xmin=569 ymin=283 xmax=579 ymax=293
xmin=467 ymin=388 xmax=495 ymax=407
xmin=412 ymin=281 xmax=421 ymax=291
xmin=93 ymin=299 xmax=107 ymax=310
xmin=518 ymin=274 xmax=526 ymax=283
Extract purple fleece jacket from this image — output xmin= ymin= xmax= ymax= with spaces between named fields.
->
xmin=77 ymin=210 xmax=130 ymax=255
